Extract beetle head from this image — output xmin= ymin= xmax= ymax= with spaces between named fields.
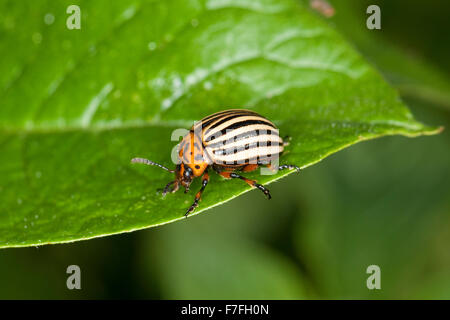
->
xmin=176 ymin=163 xmax=194 ymax=192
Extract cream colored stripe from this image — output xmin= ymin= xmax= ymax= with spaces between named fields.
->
xmin=204 ymin=115 xmax=274 ymax=140
xmin=212 ymin=145 xmax=284 ymax=163
xmin=193 ymin=110 xmax=256 ymax=131
xmin=204 ymin=124 xmax=278 ymax=144
xmin=194 ymin=110 xmax=238 ymax=130
xmin=206 ymin=134 xmax=283 ymax=152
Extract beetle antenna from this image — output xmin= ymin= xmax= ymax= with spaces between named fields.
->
xmin=131 ymin=157 xmax=175 ymax=173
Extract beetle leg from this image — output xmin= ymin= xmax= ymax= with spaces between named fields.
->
xmin=219 ymin=171 xmax=271 ymax=200
xmin=162 ymin=180 xmax=179 ymax=196
xmin=185 ymin=171 xmax=209 ymax=217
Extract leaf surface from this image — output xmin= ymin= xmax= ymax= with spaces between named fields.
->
xmin=0 ymin=0 xmax=439 ymax=248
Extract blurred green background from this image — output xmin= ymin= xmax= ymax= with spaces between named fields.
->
xmin=0 ymin=0 xmax=449 ymax=299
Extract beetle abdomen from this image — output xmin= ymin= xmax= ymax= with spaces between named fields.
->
xmin=194 ymin=109 xmax=284 ymax=166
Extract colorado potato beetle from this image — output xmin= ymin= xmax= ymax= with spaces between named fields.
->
xmin=131 ymin=109 xmax=300 ymax=216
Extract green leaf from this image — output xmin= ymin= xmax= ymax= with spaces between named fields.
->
xmin=0 ymin=0 xmax=440 ymax=248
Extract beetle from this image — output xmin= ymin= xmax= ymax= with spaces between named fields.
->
xmin=131 ymin=109 xmax=300 ymax=216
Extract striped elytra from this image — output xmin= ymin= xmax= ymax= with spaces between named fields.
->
xmin=131 ymin=109 xmax=300 ymax=216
